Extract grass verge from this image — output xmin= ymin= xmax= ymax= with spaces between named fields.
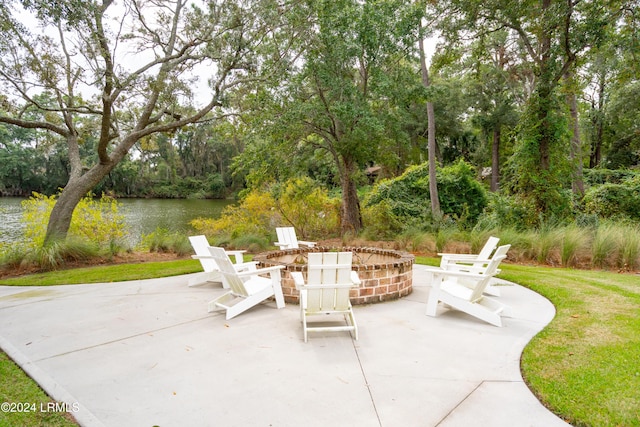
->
xmin=498 ymin=264 xmax=640 ymax=427
xmin=0 ymin=351 xmax=78 ymax=427
xmin=1 ymin=258 xmax=639 ymax=426
xmin=0 ymin=259 xmax=202 ymax=286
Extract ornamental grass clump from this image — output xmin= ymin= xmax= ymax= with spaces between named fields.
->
xmin=560 ymin=226 xmax=590 ymax=267
xmin=591 ymin=223 xmax=619 ymax=269
xmin=141 ymin=228 xmax=192 ymax=255
xmin=532 ymin=229 xmax=561 ymax=264
xmin=618 ymin=225 xmax=640 ymax=271
xmin=25 ymin=239 xmax=99 ymax=270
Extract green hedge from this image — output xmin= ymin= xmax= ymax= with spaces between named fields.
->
xmin=583 ymin=168 xmax=640 ymax=186
xmin=584 ymin=176 xmax=640 ymax=221
xmin=365 ymin=160 xmax=488 ymax=227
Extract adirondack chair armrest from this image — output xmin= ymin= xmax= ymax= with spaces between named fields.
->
xmin=235 ymin=261 xmax=258 ymax=271
xmin=432 ymin=269 xmax=490 ymax=281
xmin=291 ymin=272 xmax=305 ymax=289
xmin=298 ymin=240 xmax=317 ymax=247
xmin=236 ymin=265 xmax=284 ymax=278
xmin=421 ymin=266 xmax=447 ymax=273
xmin=225 ymin=250 xmax=247 ymax=264
xmin=438 ymin=252 xmax=479 ymax=257
xmin=443 ymin=256 xmax=491 ymax=263
xmin=350 ymin=271 xmax=361 ymax=285
xmin=192 ymin=250 xmax=246 ymax=263
xmin=191 ymin=255 xmax=212 ymax=260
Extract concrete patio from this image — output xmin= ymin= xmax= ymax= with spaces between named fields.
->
xmin=0 ymin=264 xmax=571 ymax=427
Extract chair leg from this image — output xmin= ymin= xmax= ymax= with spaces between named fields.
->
xmin=207 ymin=292 xmax=233 ymax=313
xmin=347 ymin=309 xmax=358 ymax=340
xmin=226 ymin=287 xmax=276 ymax=320
xmin=426 ymin=286 xmax=441 ymax=317
xmin=302 ymin=313 xmax=308 ymax=342
xmin=189 ymin=271 xmax=224 ymax=287
xmin=270 ymin=273 xmax=285 ymax=309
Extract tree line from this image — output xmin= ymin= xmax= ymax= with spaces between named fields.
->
xmin=0 ymin=0 xmax=639 ymax=246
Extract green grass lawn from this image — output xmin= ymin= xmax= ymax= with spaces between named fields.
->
xmin=498 ymin=264 xmax=640 ymax=427
xmin=0 ymin=351 xmax=78 ymax=427
xmin=0 ymin=259 xmax=202 ymax=286
xmin=1 ymin=258 xmax=639 ymax=426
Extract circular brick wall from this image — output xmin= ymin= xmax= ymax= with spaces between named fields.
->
xmin=254 ymin=246 xmax=414 ymax=305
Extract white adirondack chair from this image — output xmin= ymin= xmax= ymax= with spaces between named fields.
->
xmin=438 ymin=236 xmax=500 ymax=270
xmin=426 ymin=244 xmax=511 ymax=327
xmin=274 ymin=227 xmax=317 ymax=250
xmin=291 ymin=252 xmax=360 ymax=342
xmin=438 ymin=236 xmax=502 ymax=296
xmin=206 ymin=246 xmax=286 ymax=320
xmin=188 ymin=235 xmax=256 ymax=288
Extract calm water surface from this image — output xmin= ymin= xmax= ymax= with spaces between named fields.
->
xmin=0 ymin=197 xmax=233 ymax=246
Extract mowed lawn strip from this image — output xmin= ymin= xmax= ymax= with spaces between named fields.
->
xmin=0 ymin=351 xmax=78 ymax=427
xmin=0 ymin=259 xmax=202 ymax=286
xmin=498 ymin=264 xmax=640 ymax=427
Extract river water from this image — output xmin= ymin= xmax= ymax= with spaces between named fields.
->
xmin=0 ymin=197 xmax=233 ymax=246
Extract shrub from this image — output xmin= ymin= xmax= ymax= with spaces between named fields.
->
xmin=361 ymin=200 xmax=404 ymax=240
xmin=474 ymin=194 xmax=540 ymax=231
xmin=191 ymin=190 xmax=278 ymax=246
xmin=583 ymin=168 xmax=639 ymax=186
xmin=584 ymin=176 xmax=640 ymax=221
xmin=271 ymin=177 xmax=340 ymax=240
xmin=437 ymin=160 xmax=488 ymax=226
xmin=366 ymin=160 xmax=488 ymax=229
xmin=20 ymin=192 xmax=128 ymax=251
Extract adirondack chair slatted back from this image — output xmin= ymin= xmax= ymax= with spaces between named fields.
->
xmin=306 ymin=252 xmax=353 ymax=312
xmin=477 ymin=236 xmax=500 ymax=260
xmin=207 ymin=247 xmax=249 ymax=297
xmin=189 ymin=235 xmax=219 ymax=272
xmin=276 ymin=227 xmax=299 ymax=249
xmin=468 ymin=244 xmax=510 ymax=302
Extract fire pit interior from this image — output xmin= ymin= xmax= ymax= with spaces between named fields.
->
xmin=254 ymin=246 xmax=414 ymax=304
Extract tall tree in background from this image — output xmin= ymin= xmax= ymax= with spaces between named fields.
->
xmin=0 ymin=0 xmax=295 ymax=245
xmin=419 ymin=36 xmax=440 ymax=216
xmin=254 ymin=0 xmax=422 ymax=234
xmin=436 ymin=0 xmax=627 ymax=218
xmin=466 ymin=31 xmax=520 ymax=192
xmin=564 ymin=69 xmax=585 ymax=196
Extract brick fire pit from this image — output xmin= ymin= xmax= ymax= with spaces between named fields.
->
xmin=253 ymin=246 xmax=414 ymax=305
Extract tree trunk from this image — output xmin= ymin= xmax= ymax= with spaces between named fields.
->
xmin=44 ymin=136 xmax=136 ymax=246
xmin=339 ymin=156 xmax=362 ymax=235
xmin=589 ymin=72 xmax=606 ymax=168
xmin=491 ymin=126 xmax=500 ymax=192
xmin=565 ymin=70 xmax=584 ymax=196
xmin=538 ymin=0 xmax=553 ymax=172
xmin=419 ymin=38 xmax=441 ymax=217
xmin=44 ymin=148 xmax=124 ymax=245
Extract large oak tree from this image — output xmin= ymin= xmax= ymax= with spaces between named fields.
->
xmin=0 ymin=0 xmax=294 ymax=245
